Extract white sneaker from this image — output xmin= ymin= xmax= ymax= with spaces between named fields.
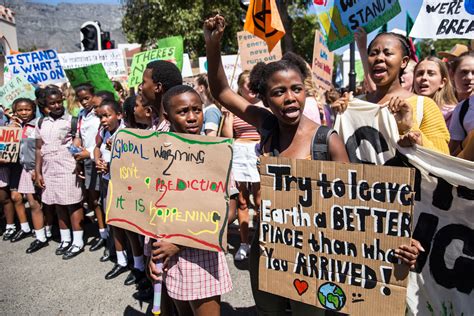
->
xmin=234 ymin=243 xmax=250 ymax=261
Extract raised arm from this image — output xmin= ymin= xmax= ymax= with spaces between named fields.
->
xmin=204 ymin=15 xmax=268 ymax=129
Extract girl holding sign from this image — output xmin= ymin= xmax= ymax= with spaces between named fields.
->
xmin=203 ymin=15 xmax=423 ymax=315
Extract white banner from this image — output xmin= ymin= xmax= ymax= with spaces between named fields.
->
xmin=58 ymin=49 xmax=127 ymax=79
xmin=410 ymin=0 xmax=474 ymax=39
xmin=334 ymin=99 xmax=474 ymax=316
xmin=199 ymin=55 xmax=242 ymax=91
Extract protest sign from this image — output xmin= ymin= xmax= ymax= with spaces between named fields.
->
xmin=58 ymin=49 xmax=127 ymax=79
xmin=5 ymin=49 xmax=65 ymax=85
xmin=237 ymin=31 xmax=282 ymax=71
xmin=199 ymin=55 xmax=242 ymax=91
xmin=64 ymin=63 xmax=118 ymax=100
xmin=0 ymin=127 xmax=21 ymax=162
xmin=259 ymin=157 xmax=414 ymax=315
xmin=0 ymin=75 xmax=36 ymax=109
xmin=106 ymin=129 xmax=233 ymax=252
xmin=409 ymin=0 xmax=474 ymax=39
xmin=334 ymin=100 xmax=474 ymax=316
xmin=314 ymin=0 xmax=401 ymax=51
xmin=128 ymin=36 xmax=184 ymax=88
xmin=311 ymin=30 xmax=334 ymax=91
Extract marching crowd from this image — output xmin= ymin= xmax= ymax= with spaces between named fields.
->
xmin=0 ymin=15 xmax=473 ymax=316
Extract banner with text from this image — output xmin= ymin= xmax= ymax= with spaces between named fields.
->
xmin=6 ymin=49 xmax=66 ymax=85
xmin=312 ymin=30 xmax=334 ymax=91
xmin=314 ymin=0 xmax=401 ymax=51
xmin=334 ymin=100 xmax=474 ymax=316
xmin=0 ymin=75 xmax=36 ymax=109
xmin=0 ymin=127 xmax=21 ymax=162
xmin=409 ymin=0 xmax=474 ymax=39
xmin=58 ymin=49 xmax=127 ymax=79
xmin=199 ymin=54 xmax=242 ymax=91
xmin=237 ymin=31 xmax=282 ymax=71
xmin=64 ymin=63 xmax=118 ymax=100
xmin=259 ymin=157 xmax=414 ymax=315
xmin=106 ymin=129 xmax=233 ymax=252
xmin=128 ymin=36 xmax=184 ymax=88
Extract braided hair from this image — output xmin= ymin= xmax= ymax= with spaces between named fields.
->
xmin=368 ymin=32 xmax=412 ymax=82
xmin=248 ymin=52 xmax=308 ymax=104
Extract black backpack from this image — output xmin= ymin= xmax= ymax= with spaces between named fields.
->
xmin=260 ymin=116 xmax=336 ymax=161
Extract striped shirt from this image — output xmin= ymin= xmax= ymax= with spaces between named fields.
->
xmin=233 ymin=115 xmax=260 ymax=140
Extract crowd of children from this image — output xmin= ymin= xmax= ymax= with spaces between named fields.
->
xmin=0 ymin=14 xmax=472 ymax=316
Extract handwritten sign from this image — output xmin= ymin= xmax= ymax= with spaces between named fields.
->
xmin=0 ymin=76 xmax=36 ymax=109
xmin=64 ymin=63 xmax=118 ymax=100
xmin=314 ymin=0 xmax=401 ymax=51
xmin=199 ymin=55 xmax=242 ymax=91
xmin=127 ymin=36 xmax=184 ymax=88
xmin=5 ymin=49 xmax=66 ymax=85
xmin=0 ymin=127 xmax=21 ymax=162
xmin=106 ymin=129 xmax=233 ymax=252
xmin=311 ymin=30 xmax=334 ymax=91
xmin=258 ymin=157 xmax=414 ymax=315
xmin=237 ymin=31 xmax=282 ymax=71
xmin=410 ymin=0 xmax=474 ymax=39
xmin=58 ymin=49 xmax=127 ymax=79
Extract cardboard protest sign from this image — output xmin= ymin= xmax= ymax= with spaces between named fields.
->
xmin=128 ymin=36 xmax=184 ymax=88
xmin=199 ymin=55 xmax=242 ymax=91
xmin=409 ymin=0 xmax=474 ymax=39
xmin=0 ymin=127 xmax=21 ymax=162
xmin=334 ymin=100 xmax=474 ymax=316
xmin=258 ymin=157 xmax=414 ymax=315
xmin=5 ymin=49 xmax=66 ymax=85
xmin=64 ymin=63 xmax=118 ymax=100
xmin=311 ymin=30 xmax=334 ymax=91
xmin=58 ymin=49 xmax=127 ymax=79
xmin=106 ymin=129 xmax=233 ymax=252
xmin=314 ymin=0 xmax=401 ymax=51
xmin=0 ymin=76 xmax=36 ymax=109
xmin=237 ymin=31 xmax=282 ymax=71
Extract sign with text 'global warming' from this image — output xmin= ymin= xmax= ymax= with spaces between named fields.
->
xmin=106 ymin=129 xmax=233 ymax=252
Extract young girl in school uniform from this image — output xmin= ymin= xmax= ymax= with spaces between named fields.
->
xmin=35 ymin=86 xmax=84 ymax=260
xmin=10 ymin=98 xmax=52 ymax=253
xmin=94 ymin=100 xmax=145 ymax=286
xmin=148 ymin=85 xmax=232 ymax=316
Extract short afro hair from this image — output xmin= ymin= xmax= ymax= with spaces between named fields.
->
xmin=95 ymin=90 xmax=116 ymax=102
xmin=146 ymin=60 xmax=183 ymax=93
xmin=162 ymin=85 xmax=201 ymax=114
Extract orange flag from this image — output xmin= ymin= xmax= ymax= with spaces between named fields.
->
xmin=243 ymin=0 xmax=285 ymax=52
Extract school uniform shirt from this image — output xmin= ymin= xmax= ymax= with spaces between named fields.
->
xmin=449 ymin=95 xmax=474 ymax=142
xmin=35 ymin=113 xmax=82 ymax=205
xmin=78 ymin=108 xmax=101 ymax=159
xmin=18 ymin=119 xmax=38 ymax=194
xmin=202 ymin=104 xmax=221 ymax=133
xmin=98 ymin=121 xmax=126 ymax=180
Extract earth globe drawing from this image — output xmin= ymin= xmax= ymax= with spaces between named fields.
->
xmin=317 ymin=282 xmax=346 ymax=311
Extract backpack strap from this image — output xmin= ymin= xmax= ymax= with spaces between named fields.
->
xmin=37 ymin=117 xmax=45 ymax=129
xmin=416 ymin=96 xmax=424 ymax=126
xmin=70 ymin=116 xmax=78 ymax=139
xmin=459 ymin=98 xmax=470 ymax=137
xmin=311 ymin=126 xmax=337 ymax=161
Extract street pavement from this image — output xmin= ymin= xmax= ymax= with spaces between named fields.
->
xmin=0 ymin=219 xmax=257 ymax=315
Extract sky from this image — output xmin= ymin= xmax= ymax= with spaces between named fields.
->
xmin=32 ymin=0 xmax=120 ymax=4
xmin=308 ymin=0 xmax=424 ymax=54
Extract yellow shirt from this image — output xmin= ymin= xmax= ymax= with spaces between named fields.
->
xmin=407 ymin=96 xmax=450 ymax=154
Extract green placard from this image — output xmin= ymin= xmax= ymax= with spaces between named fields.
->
xmin=0 ymin=76 xmax=36 ymax=109
xmin=127 ymin=36 xmax=184 ymax=88
xmin=64 ymin=63 xmax=118 ymax=101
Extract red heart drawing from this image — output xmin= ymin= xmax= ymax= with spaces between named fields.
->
xmin=293 ymin=279 xmax=309 ymax=296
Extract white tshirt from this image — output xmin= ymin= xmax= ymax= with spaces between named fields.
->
xmin=449 ymin=95 xmax=474 ymax=141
